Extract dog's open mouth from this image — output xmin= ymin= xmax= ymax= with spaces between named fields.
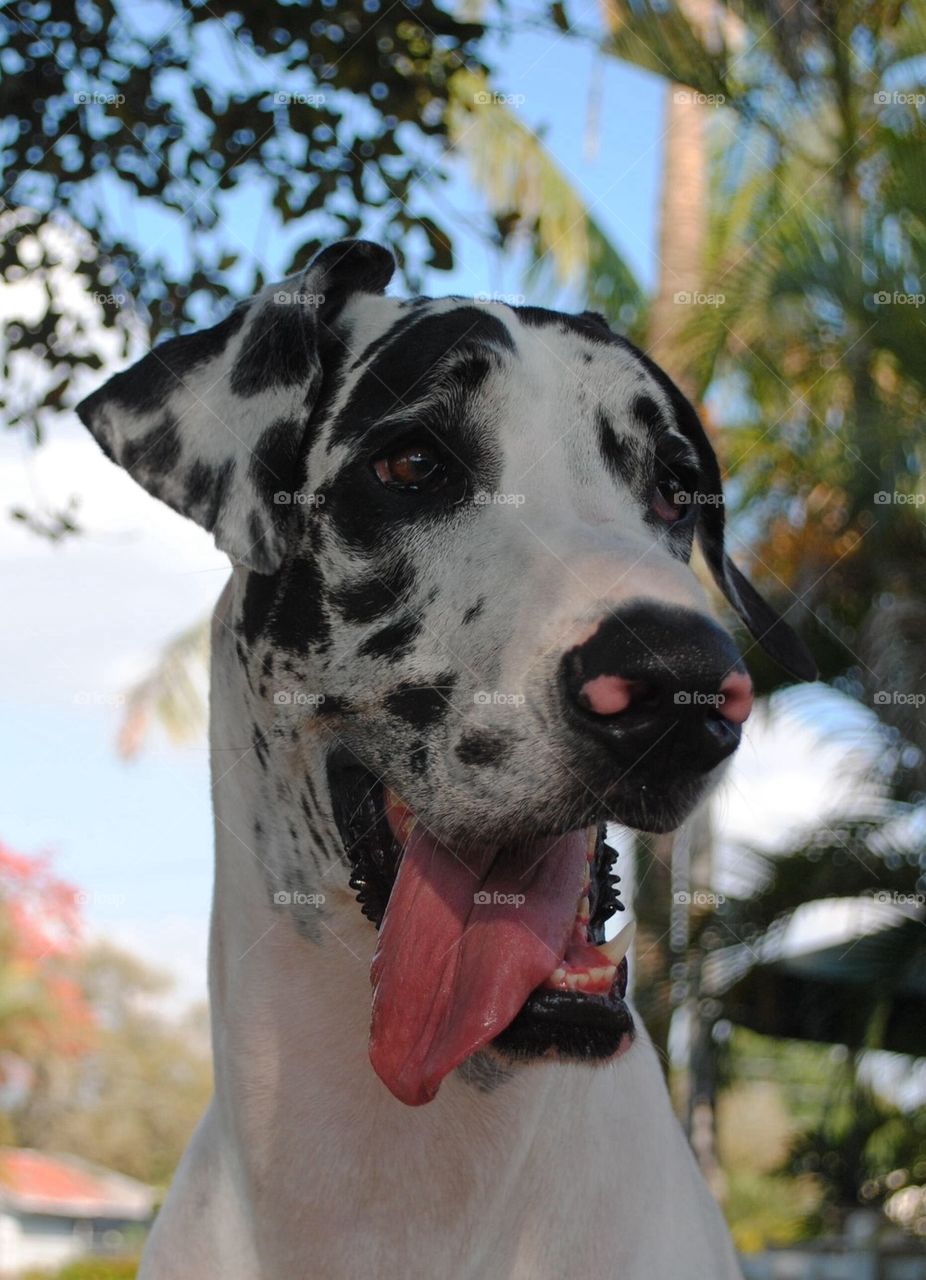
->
xmin=329 ymin=755 xmax=633 ymax=1106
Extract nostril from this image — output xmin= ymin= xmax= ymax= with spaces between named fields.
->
xmin=577 ymin=674 xmax=654 ymax=718
xmin=718 ymin=671 xmax=754 ymax=725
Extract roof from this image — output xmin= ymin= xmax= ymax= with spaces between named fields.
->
xmin=705 ymin=899 xmax=926 ymax=1055
xmin=0 ymin=1149 xmax=154 ymax=1220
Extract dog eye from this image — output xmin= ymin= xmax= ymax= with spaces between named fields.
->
xmin=372 ymin=443 xmax=449 ymax=493
xmin=651 ymin=463 xmax=693 ymax=524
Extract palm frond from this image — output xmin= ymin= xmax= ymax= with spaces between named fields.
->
xmin=118 ymin=618 xmax=210 ymax=760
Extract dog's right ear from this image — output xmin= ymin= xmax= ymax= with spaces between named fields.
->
xmin=76 ymin=240 xmax=395 ymax=574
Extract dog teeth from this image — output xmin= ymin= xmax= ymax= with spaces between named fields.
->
xmin=597 ymin=921 xmax=636 ymax=968
xmin=577 ymin=895 xmax=591 ymax=921
xmin=585 ymin=826 xmax=598 ymax=857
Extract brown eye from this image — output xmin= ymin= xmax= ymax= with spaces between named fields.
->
xmin=651 ymin=463 xmax=693 ymax=524
xmin=373 ymin=444 xmax=448 ymax=492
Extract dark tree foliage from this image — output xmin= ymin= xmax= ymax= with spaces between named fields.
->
xmin=0 ymin=0 xmax=486 ymax=446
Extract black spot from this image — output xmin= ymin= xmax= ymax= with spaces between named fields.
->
xmin=385 ymin=677 xmax=456 ymax=728
xmin=271 ymin=557 xmax=330 ymax=655
xmin=253 ymin=725 xmax=269 ymax=769
xmin=329 ymin=305 xmax=515 ymax=449
xmin=462 ymin=598 xmax=485 ymax=625
xmin=183 ymin=458 xmax=235 ymax=531
xmin=329 ymin=559 xmax=416 ymax=623
xmin=514 ymin=306 xmax=618 ymax=347
xmin=455 ymin=729 xmax=512 ymax=767
xmin=409 ymin=742 xmax=429 ymax=774
xmin=315 ymin=694 xmax=354 ymax=717
xmin=230 ymin=299 xmax=317 ymax=398
xmin=347 ymin=298 xmax=431 ymax=374
xmin=630 ymin=394 xmax=665 ymax=436
xmin=597 ymin=409 xmax=630 ymax=482
xmin=359 ymin=613 xmax=422 ymax=661
xmin=76 ymin=305 xmax=249 ymax=420
xmin=249 ymin=418 xmax=303 ymax=510
xmin=120 ymin=415 xmax=182 ymax=475
xmin=240 ymin=567 xmax=285 ymax=647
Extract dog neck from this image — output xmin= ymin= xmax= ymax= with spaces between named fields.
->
xmin=196 ymin=578 xmax=741 ymax=1280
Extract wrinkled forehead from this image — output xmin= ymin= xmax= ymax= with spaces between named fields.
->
xmin=320 ymin=294 xmax=693 ymax=466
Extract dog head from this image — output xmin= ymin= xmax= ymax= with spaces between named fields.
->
xmin=78 ymin=239 xmax=814 ymax=1105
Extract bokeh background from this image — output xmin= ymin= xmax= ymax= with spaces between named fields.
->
xmin=2 ymin=1 xmax=926 ymax=1276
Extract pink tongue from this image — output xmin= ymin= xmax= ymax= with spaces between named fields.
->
xmin=369 ymin=815 xmax=589 ymax=1106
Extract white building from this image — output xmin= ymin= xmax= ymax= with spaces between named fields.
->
xmin=0 ymin=1148 xmax=154 ymax=1275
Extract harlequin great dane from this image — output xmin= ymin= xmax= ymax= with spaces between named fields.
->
xmin=78 ymin=240 xmax=814 ymax=1280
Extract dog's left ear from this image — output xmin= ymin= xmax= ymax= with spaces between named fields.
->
xmin=646 ymin=360 xmax=817 ymax=682
xmin=76 ymin=239 xmax=395 ymax=574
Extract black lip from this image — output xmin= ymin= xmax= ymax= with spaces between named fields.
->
xmin=492 ymin=978 xmax=635 ymax=1062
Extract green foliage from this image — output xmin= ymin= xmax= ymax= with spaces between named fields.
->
xmin=787 ymin=1077 xmax=926 ymax=1233
xmin=447 ymin=70 xmax=646 ymax=332
xmin=13 ymin=943 xmax=212 ymax=1187
xmin=0 ymin=0 xmax=487 ymax=440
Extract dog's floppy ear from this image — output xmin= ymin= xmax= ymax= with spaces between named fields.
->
xmin=640 ymin=356 xmax=817 ymax=682
xmin=76 ymin=239 xmax=395 ymax=573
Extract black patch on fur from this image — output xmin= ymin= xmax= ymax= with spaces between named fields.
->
xmin=315 ymin=694 xmax=353 ymax=717
xmin=329 ymin=559 xmax=416 ymax=623
xmin=455 ymin=729 xmax=512 ymax=767
xmin=239 ymin=568 xmax=284 ymax=647
xmin=385 ymin=678 xmax=455 ymax=728
xmin=230 ymin=300 xmax=314 ymax=398
xmin=514 ymin=306 xmax=618 ymax=347
xmin=462 ymin=597 xmax=485 ymax=625
xmin=76 ymin=306 xmax=249 ymax=421
xmin=249 ymin=418 xmax=302 ymax=510
xmin=120 ymin=415 xmax=182 ymax=474
xmin=183 ymin=458 xmax=235 ymax=531
xmin=630 ymin=394 xmax=664 ymax=436
xmin=329 ymin=306 xmax=514 ymax=449
xmin=358 ymin=613 xmax=421 ymax=661
xmin=597 ymin=409 xmax=630 ymax=482
xmin=253 ymin=726 xmax=269 ymax=769
xmin=271 ymin=557 xmax=329 ymax=655
xmin=347 ymin=299 xmax=431 ymax=374
xmin=409 ymin=742 xmax=428 ymax=774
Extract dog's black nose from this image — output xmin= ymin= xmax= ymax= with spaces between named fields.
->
xmin=561 ymin=603 xmax=753 ymax=772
